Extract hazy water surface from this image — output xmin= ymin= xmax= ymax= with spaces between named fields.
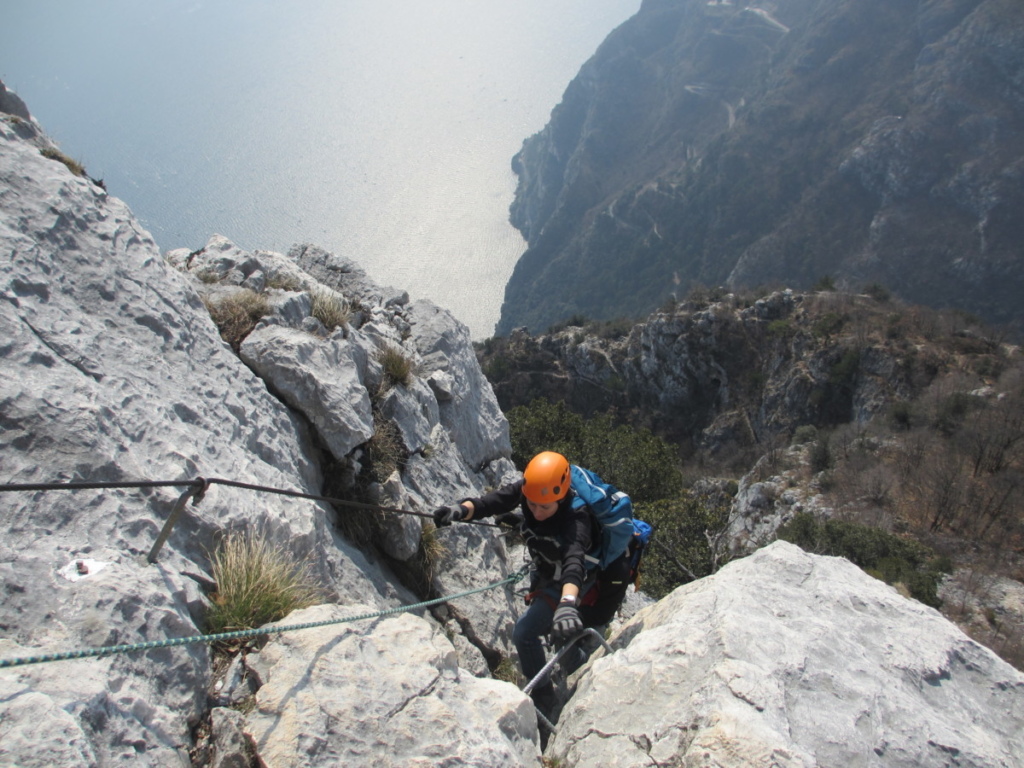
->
xmin=2 ymin=0 xmax=640 ymax=337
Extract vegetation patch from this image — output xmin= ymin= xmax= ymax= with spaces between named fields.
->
xmin=205 ymin=531 xmax=322 ymax=642
xmin=265 ymin=272 xmax=303 ymax=292
xmin=367 ymin=410 xmax=405 ymax=484
xmin=776 ymin=512 xmax=950 ymax=607
xmin=40 ymin=146 xmax=85 ymax=176
xmin=507 ymin=398 xmax=682 ymax=502
xmin=310 ymin=287 xmax=350 ymax=332
xmin=376 ymin=346 xmax=414 ymax=388
xmin=492 ymin=655 xmax=522 ymax=685
xmin=203 ymin=289 xmax=270 ymax=351
xmin=196 ymin=268 xmax=222 ymax=284
xmin=812 ymin=312 xmax=846 ymax=339
xmin=635 ymin=489 xmax=733 ymax=599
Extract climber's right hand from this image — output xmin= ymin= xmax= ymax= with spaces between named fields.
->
xmin=494 ymin=512 xmax=522 ymax=528
xmin=433 ymin=504 xmax=467 ymax=528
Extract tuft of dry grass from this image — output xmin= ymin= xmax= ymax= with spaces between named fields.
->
xmin=196 ymin=269 xmax=222 ymax=284
xmin=205 ymin=531 xmax=322 ymax=639
xmin=310 ymin=287 xmax=350 ymax=332
xmin=376 ymin=345 xmax=414 ymax=388
xmin=265 ymin=272 xmax=303 ymax=292
xmin=40 ymin=146 xmax=85 ymax=176
xmin=367 ymin=412 xmax=404 ymax=483
xmin=419 ymin=523 xmax=447 ymax=583
xmin=203 ymin=289 xmax=270 ymax=351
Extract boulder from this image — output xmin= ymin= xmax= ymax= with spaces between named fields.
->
xmin=239 ymin=325 xmax=374 ymax=461
xmin=550 ymin=541 xmax=1024 ymax=767
xmin=241 ymin=605 xmax=540 ymax=767
xmin=407 ymin=300 xmax=510 ymax=469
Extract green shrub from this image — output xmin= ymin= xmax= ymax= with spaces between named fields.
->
xmin=310 ymin=287 xmax=349 ymax=331
xmin=507 ymin=399 xmax=585 ymax=471
xmin=635 ymin=490 xmax=733 ymax=599
xmin=813 ymin=348 xmax=860 ymax=422
xmin=814 ymin=275 xmax=836 ymax=292
xmin=888 ymin=401 xmax=914 ymax=430
xmin=483 ymin=354 xmax=512 ymax=382
xmin=205 ymin=531 xmax=322 ymax=640
xmin=864 ymin=283 xmax=890 ymax=302
xmin=203 ymin=290 xmax=270 ymax=351
xmin=812 ymin=312 xmax=846 ymax=339
xmin=830 ymin=348 xmax=861 ymax=386
xmin=792 ymin=425 xmax=818 ymax=445
xmin=809 ymin=437 xmax=832 ymax=473
xmin=776 ymin=513 xmax=948 ymax=607
xmin=592 ymin=317 xmax=634 ymax=340
xmin=932 ymin=392 xmax=984 ymax=436
xmin=547 ymin=314 xmax=589 ymax=334
xmin=578 ymin=416 xmax=683 ymax=502
xmin=506 ymin=398 xmax=682 ymax=502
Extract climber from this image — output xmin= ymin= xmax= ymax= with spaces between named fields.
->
xmin=433 ymin=451 xmax=634 ymax=720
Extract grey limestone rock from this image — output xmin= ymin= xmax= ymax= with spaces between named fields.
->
xmin=0 ymin=78 xmax=32 ymax=121
xmin=239 ymin=324 xmax=374 ymax=461
xmin=209 ymin=708 xmax=252 ymax=768
xmin=407 ymin=300 xmax=510 ymax=470
xmin=0 ymin=99 xmax=486 ymax=767
xmin=241 ymin=605 xmax=540 ymax=767
xmin=550 ymin=541 xmax=1024 ymax=767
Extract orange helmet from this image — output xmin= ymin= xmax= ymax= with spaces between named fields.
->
xmin=522 ymin=451 xmax=571 ymax=503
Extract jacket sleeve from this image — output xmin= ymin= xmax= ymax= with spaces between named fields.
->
xmin=461 ymin=479 xmax=526 ymax=520
xmin=558 ymin=503 xmax=592 ymax=589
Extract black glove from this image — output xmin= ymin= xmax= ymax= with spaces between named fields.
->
xmin=551 ymin=599 xmax=583 ymax=643
xmin=433 ymin=504 xmax=466 ymax=528
xmin=494 ymin=512 xmax=522 ymax=528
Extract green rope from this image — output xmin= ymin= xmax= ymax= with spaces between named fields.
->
xmin=0 ymin=568 xmax=528 ymax=670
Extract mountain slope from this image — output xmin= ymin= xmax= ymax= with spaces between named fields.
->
xmin=499 ymin=0 xmax=1024 ymax=335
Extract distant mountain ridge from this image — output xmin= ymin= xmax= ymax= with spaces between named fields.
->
xmin=498 ymin=0 xmax=1024 ymax=336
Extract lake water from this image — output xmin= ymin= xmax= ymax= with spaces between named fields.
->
xmin=1 ymin=0 xmax=640 ymax=338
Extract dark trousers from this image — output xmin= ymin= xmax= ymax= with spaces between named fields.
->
xmin=513 ymin=552 xmax=632 ymax=684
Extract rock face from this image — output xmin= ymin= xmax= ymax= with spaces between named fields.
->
xmin=551 ymin=541 xmax=1024 ymax=767
xmin=481 ymin=289 xmax=935 ymax=450
xmin=0 ymin=88 xmax=528 ymax=766
xmin=499 ymin=0 xmax=1024 ymax=336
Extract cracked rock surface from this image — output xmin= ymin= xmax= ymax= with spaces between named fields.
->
xmin=549 ymin=541 xmax=1024 ymax=767
xmin=243 ymin=605 xmax=539 ymax=767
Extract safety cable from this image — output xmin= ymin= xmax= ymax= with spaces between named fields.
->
xmin=0 ymin=566 xmax=530 ymax=670
xmin=0 ymin=477 xmax=499 ymax=527
xmin=522 ymin=627 xmax=613 ymax=734
xmin=0 ymin=474 xmax=520 ymax=669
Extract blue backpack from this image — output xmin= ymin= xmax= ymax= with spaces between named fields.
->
xmin=569 ymin=465 xmax=651 ymax=572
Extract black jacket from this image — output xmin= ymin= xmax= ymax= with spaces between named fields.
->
xmin=463 ymin=478 xmax=598 ymax=590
